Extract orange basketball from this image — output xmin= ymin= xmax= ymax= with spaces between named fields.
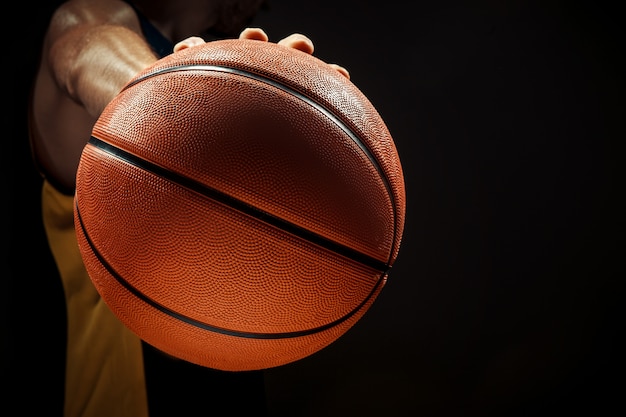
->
xmin=74 ymin=38 xmax=406 ymax=371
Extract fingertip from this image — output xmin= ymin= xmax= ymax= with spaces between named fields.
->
xmin=173 ymin=36 xmax=205 ymax=52
xmin=278 ymin=34 xmax=314 ymax=55
xmin=329 ymin=64 xmax=350 ymax=80
xmin=239 ymin=27 xmax=269 ymax=42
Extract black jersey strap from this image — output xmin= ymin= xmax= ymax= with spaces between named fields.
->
xmin=124 ymin=0 xmax=174 ymax=58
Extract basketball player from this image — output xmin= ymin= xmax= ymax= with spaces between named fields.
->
xmin=27 ymin=1 xmax=349 ymax=416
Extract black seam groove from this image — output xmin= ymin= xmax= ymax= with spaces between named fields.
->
xmin=122 ymin=62 xmax=399 ymax=266
xmin=89 ymin=136 xmax=388 ymax=272
xmin=75 ymin=199 xmax=387 ymax=339
xmin=122 ymin=65 xmax=384 ymax=191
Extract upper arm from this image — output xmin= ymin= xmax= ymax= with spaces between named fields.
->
xmin=29 ymin=0 xmax=160 ymax=191
xmin=43 ymin=0 xmax=157 ymax=115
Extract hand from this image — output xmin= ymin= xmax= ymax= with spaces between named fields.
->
xmin=173 ymin=28 xmax=350 ymax=80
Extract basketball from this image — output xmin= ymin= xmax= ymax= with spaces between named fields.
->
xmin=74 ymin=38 xmax=406 ymax=371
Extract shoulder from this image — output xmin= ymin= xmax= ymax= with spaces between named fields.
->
xmin=47 ymin=0 xmax=141 ymax=37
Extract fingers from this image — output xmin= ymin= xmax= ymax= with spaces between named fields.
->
xmin=242 ymin=29 xmax=352 ymax=80
xmin=277 ymin=33 xmax=314 ymax=55
xmin=174 ymin=29 xmax=270 ymax=52
xmin=239 ymin=29 xmax=313 ymax=54
xmin=240 ymin=29 xmax=314 ymax=54
xmin=329 ymin=63 xmax=350 ymax=80
xmin=173 ymin=30 xmax=349 ymax=81
xmin=275 ymin=34 xmax=348 ymax=79
xmin=173 ymin=36 xmax=206 ymax=52
xmin=239 ymin=27 xmax=269 ymax=42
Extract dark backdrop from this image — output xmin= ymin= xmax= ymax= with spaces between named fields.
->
xmin=4 ymin=1 xmax=624 ymax=416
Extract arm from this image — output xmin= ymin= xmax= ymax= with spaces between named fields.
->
xmin=30 ymin=0 xmax=349 ymax=192
xmin=44 ymin=0 xmax=159 ymax=117
xmin=29 ymin=0 xmax=160 ymax=191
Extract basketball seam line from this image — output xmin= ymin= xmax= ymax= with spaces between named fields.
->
xmin=88 ymin=136 xmax=389 ymax=272
xmin=75 ymin=199 xmax=387 ymax=339
xmin=123 ymin=63 xmax=399 ymax=266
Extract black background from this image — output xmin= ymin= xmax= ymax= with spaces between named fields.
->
xmin=4 ymin=1 xmax=624 ymax=416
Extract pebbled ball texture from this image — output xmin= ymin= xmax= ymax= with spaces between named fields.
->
xmin=74 ymin=39 xmax=406 ymax=371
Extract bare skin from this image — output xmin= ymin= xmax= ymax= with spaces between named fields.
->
xmin=30 ymin=0 xmax=349 ymax=192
